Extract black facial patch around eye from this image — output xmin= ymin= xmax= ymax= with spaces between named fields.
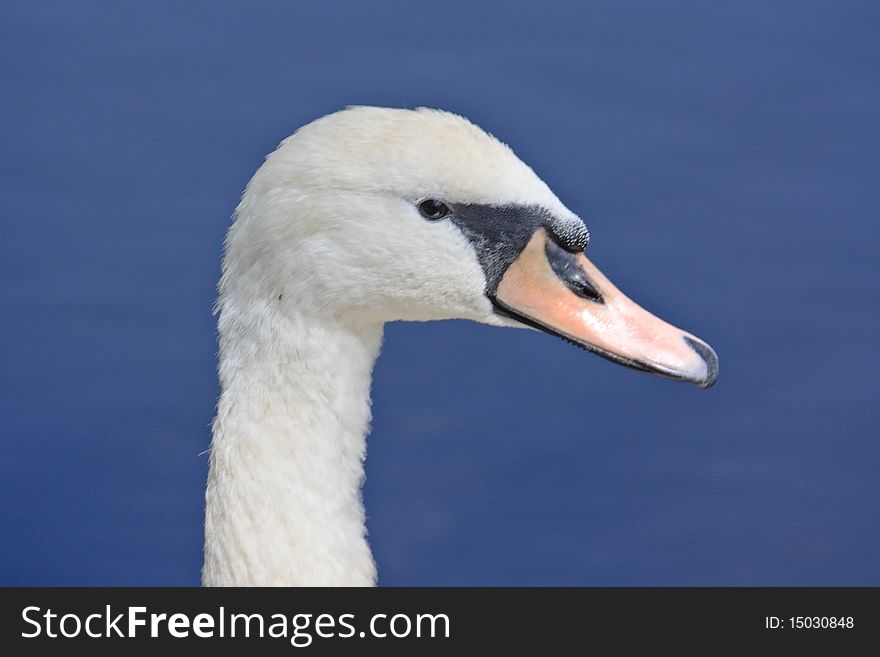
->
xmin=447 ymin=203 xmax=590 ymax=294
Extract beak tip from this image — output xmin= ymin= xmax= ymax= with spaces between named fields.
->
xmin=683 ymin=336 xmax=719 ymax=389
xmin=697 ymin=376 xmax=717 ymax=390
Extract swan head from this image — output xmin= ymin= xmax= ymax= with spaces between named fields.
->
xmin=224 ymin=106 xmax=717 ymax=388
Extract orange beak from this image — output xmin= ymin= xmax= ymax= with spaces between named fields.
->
xmin=490 ymin=229 xmax=718 ymax=388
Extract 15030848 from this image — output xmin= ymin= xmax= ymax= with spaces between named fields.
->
xmin=790 ymin=617 xmax=854 ymax=629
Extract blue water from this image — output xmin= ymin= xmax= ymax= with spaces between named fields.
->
xmin=1 ymin=1 xmax=878 ymax=585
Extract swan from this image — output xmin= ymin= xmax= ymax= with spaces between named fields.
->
xmin=202 ymin=106 xmax=718 ymax=586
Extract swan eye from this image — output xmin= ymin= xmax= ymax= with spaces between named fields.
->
xmin=418 ymin=199 xmax=450 ymax=220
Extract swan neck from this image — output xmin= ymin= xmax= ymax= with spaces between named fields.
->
xmin=203 ymin=307 xmax=383 ymax=586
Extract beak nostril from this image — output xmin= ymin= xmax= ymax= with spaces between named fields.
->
xmin=544 ymin=238 xmax=604 ymax=304
xmin=683 ymin=337 xmax=719 ymax=389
